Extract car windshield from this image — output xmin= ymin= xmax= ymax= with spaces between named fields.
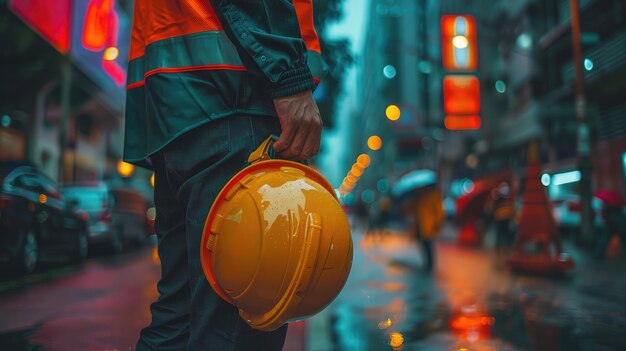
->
xmin=62 ymin=187 xmax=107 ymax=210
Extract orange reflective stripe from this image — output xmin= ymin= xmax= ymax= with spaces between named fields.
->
xmin=144 ymin=64 xmax=246 ymax=79
xmin=127 ymin=64 xmax=246 ymax=90
xmin=129 ymin=0 xmax=223 ymax=60
xmin=126 ymin=81 xmax=144 ymax=90
xmin=293 ymin=0 xmax=321 ymax=53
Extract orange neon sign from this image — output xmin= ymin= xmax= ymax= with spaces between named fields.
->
xmin=444 ymin=116 xmax=481 ymax=130
xmin=441 ymin=15 xmax=478 ymax=71
xmin=82 ymin=0 xmax=125 ymax=86
xmin=443 ymin=75 xmax=480 ymax=115
xmin=83 ymin=0 xmax=118 ymax=51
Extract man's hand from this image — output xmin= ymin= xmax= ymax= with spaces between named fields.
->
xmin=272 ymin=90 xmax=323 ymax=161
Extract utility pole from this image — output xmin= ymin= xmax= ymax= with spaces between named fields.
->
xmin=569 ymin=0 xmax=593 ymax=244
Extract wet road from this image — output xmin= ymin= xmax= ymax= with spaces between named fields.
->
xmin=319 ymin=220 xmax=626 ymax=351
xmin=0 ymin=247 xmax=160 ymax=350
xmin=0 ymin=245 xmax=306 ymax=351
xmin=3 ymin=222 xmax=626 ymax=351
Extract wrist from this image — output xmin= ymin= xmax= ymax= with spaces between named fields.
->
xmin=270 ymin=66 xmax=315 ymax=98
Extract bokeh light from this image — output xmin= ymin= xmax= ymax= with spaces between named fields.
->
xmin=389 ymin=332 xmax=404 ymax=349
xmin=495 ymin=80 xmax=506 ymax=93
xmin=452 ymin=35 xmax=468 ymax=49
xmin=117 ymin=160 xmax=135 ymax=178
xmin=376 ymin=179 xmax=390 ymax=192
xmin=103 ymin=46 xmax=119 ymax=61
xmin=465 ymin=154 xmax=478 ymax=168
xmin=146 ymin=207 xmax=156 ymax=221
xmin=541 ymin=173 xmax=551 ymax=186
xmin=356 ymin=153 xmax=371 ymax=168
xmin=383 ymin=64 xmax=397 ymax=79
xmin=350 ymin=164 xmax=364 ymax=177
xmin=361 ymin=189 xmax=375 ymax=204
xmin=377 ymin=318 xmax=392 ymax=329
xmin=367 ymin=135 xmax=382 ymax=151
xmin=461 ymin=179 xmax=475 ymax=193
xmin=516 ymin=33 xmax=532 ymax=49
xmin=1 ymin=114 xmax=11 ymax=127
xmin=385 ymin=104 xmax=401 ymax=121
xmin=584 ymin=58 xmax=593 ymax=71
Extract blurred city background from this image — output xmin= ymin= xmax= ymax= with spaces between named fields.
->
xmin=1 ymin=0 xmax=626 ymax=350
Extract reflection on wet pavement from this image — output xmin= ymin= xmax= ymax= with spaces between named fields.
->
xmin=327 ymin=221 xmax=626 ymax=350
xmin=0 ymin=247 xmax=160 ymax=350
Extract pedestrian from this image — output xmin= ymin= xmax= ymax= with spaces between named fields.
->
xmin=491 ymin=182 xmax=516 ymax=250
xmin=367 ymin=197 xmax=392 ymax=237
xmin=595 ymin=203 xmax=626 ymax=259
xmin=402 ymin=185 xmax=445 ymax=271
xmin=123 ymin=1 xmax=327 ymax=350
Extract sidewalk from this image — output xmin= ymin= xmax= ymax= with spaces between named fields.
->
xmin=304 ymin=220 xmax=626 ymax=351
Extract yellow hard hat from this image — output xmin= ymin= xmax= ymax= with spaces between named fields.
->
xmin=201 ymin=136 xmax=353 ymax=331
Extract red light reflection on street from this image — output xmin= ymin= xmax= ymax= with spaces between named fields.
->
xmin=449 ymin=311 xmax=495 ymax=341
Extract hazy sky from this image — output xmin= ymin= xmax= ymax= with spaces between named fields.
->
xmin=327 ymin=0 xmax=370 ymax=55
xmin=320 ymin=0 xmax=371 ymax=187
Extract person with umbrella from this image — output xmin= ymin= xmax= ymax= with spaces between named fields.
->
xmin=593 ymin=190 xmax=626 ymax=259
xmin=393 ymin=170 xmax=445 ymax=271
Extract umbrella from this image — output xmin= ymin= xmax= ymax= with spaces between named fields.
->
xmin=391 ymin=170 xmax=437 ymax=199
xmin=455 ymin=181 xmax=493 ymax=219
xmin=594 ymin=189 xmax=626 ymax=207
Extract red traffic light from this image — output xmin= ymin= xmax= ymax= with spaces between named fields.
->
xmin=444 ymin=116 xmax=481 ymax=130
xmin=443 ymin=75 xmax=480 ymax=115
xmin=441 ymin=15 xmax=478 ymax=71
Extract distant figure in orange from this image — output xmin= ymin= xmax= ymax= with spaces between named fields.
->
xmin=402 ymin=185 xmax=445 ymax=271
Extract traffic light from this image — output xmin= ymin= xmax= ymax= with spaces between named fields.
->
xmin=444 ymin=116 xmax=481 ymax=130
xmin=443 ymin=75 xmax=480 ymax=115
xmin=441 ymin=15 xmax=478 ymax=71
xmin=442 ymin=75 xmax=481 ymax=130
xmin=441 ymin=15 xmax=480 ymax=130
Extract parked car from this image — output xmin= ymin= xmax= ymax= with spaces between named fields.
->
xmin=61 ymin=183 xmax=149 ymax=253
xmin=0 ymin=162 xmax=89 ymax=273
xmin=546 ymin=175 xmax=605 ymax=236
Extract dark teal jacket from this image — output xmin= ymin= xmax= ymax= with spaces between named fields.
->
xmin=123 ymin=0 xmax=327 ymax=168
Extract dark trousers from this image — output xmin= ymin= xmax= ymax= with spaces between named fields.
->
xmin=420 ymin=239 xmax=434 ymax=271
xmin=137 ymin=115 xmax=287 ymax=350
xmin=495 ymin=219 xmax=512 ymax=249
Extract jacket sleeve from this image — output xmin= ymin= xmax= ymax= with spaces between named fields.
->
xmin=210 ymin=0 xmax=316 ymax=98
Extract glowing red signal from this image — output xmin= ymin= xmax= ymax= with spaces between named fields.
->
xmin=443 ymin=75 xmax=480 ymax=115
xmin=441 ymin=15 xmax=478 ymax=71
xmin=444 ymin=116 xmax=481 ymax=130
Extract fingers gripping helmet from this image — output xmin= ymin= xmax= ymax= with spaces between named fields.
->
xmin=201 ymin=136 xmax=353 ymax=331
